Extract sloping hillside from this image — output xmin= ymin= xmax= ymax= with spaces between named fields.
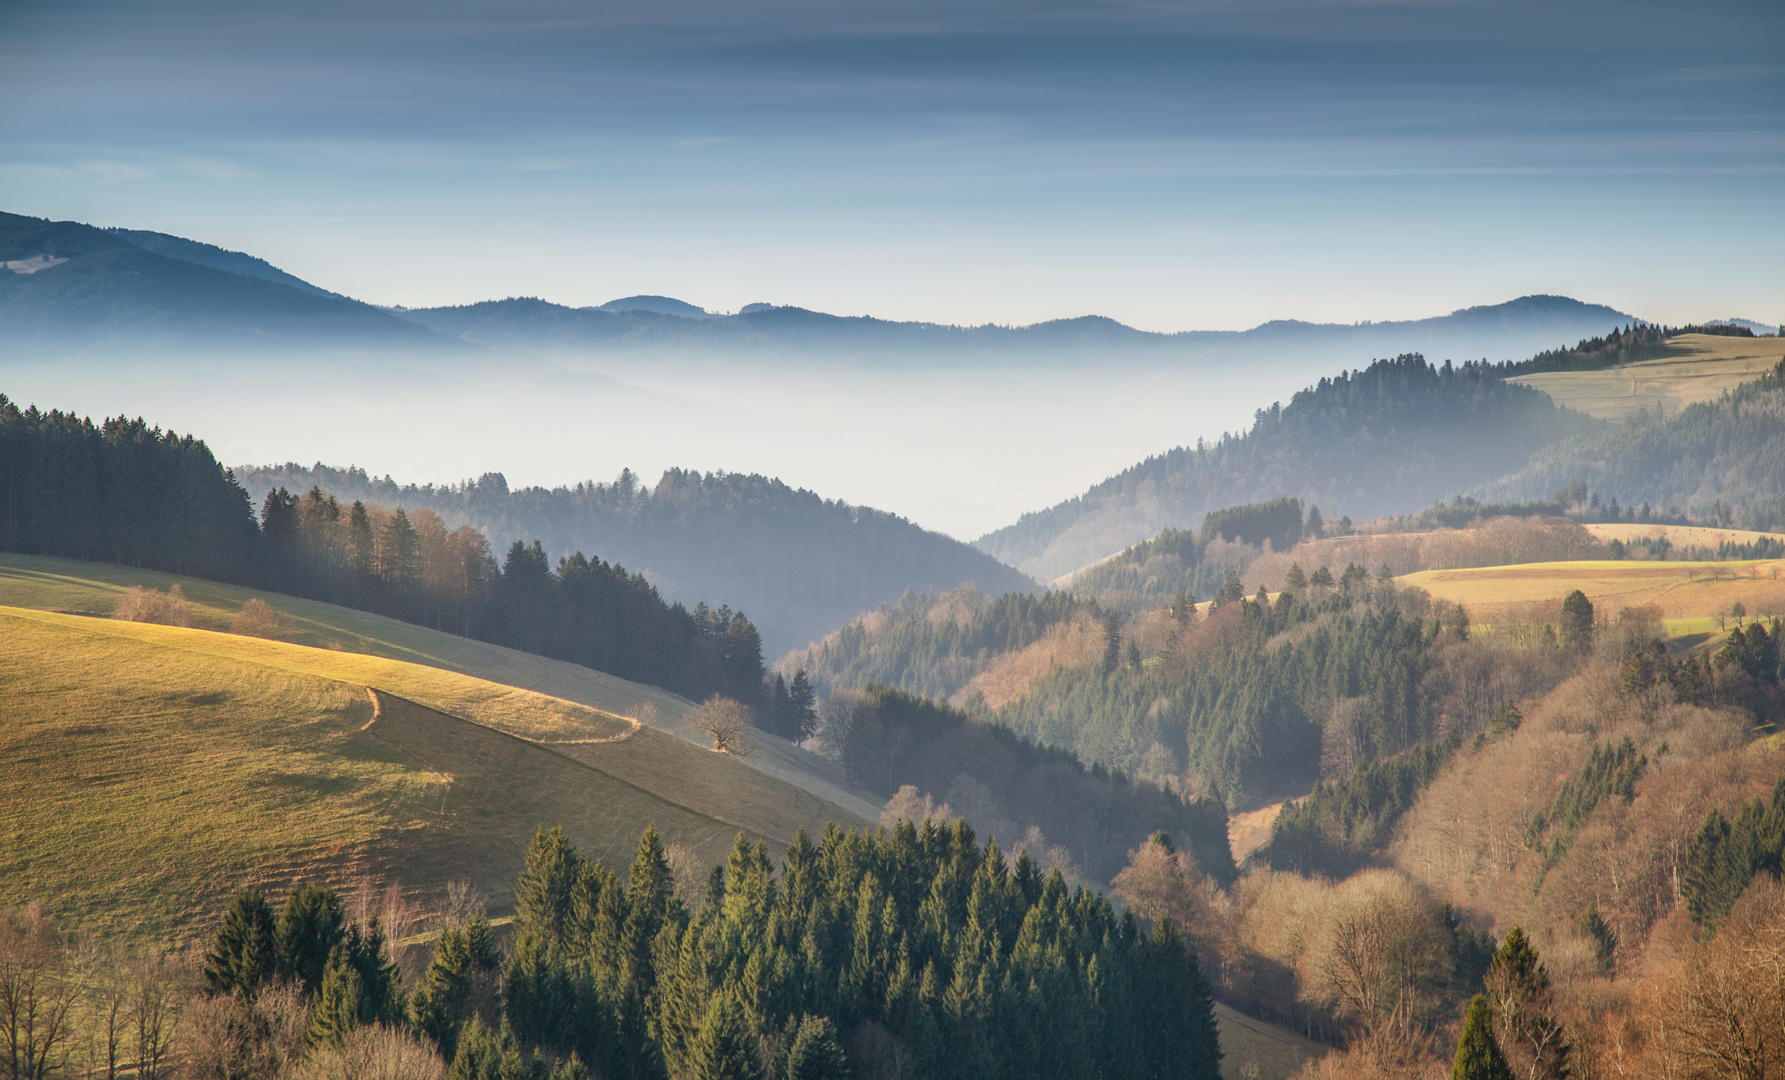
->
xmin=0 ymin=603 xmax=873 ymax=944
xmin=0 ymin=554 xmax=880 ymax=828
xmin=1511 ymin=332 xmax=1785 ymax=421
xmin=0 ymin=210 xmax=442 ymax=353
xmin=977 ymin=355 xmax=1600 ymax=580
xmin=235 ymin=465 xmax=1038 ymax=655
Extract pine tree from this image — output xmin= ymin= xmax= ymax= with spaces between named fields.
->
xmin=308 ymin=944 xmax=365 ymax=1049
xmin=788 ymin=672 xmax=818 ymax=743
xmin=1283 ymin=562 xmax=1307 ymax=595
xmin=275 ymin=884 xmax=345 ymax=999
xmin=1451 ymin=995 xmax=1514 ymax=1080
xmin=412 ymin=917 xmax=502 ymax=1059
xmin=203 ymin=887 xmax=277 ymax=997
xmin=1484 ymin=928 xmax=1571 ymax=1080
xmin=1559 ymin=590 xmax=1594 ymax=653
xmin=515 ymin=827 xmax=581 ymax=950
xmin=690 ymin=996 xmax=761 ymax=1080
xmin=782 ymin=1015 xmax=847 ymax=1080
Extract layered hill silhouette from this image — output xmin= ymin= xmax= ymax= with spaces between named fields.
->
xmin=394 ymin=292 xmax=1637 ymax=368
xmin=975 ymin=354 xmax=1605 ymax=580
xmin=237 ymin=463 xmax=1038 ymax=655
xmin=0 ymin=211 xmax=442 ymax=353
xmin=3 ymin=210 xmax=1637 ymax=369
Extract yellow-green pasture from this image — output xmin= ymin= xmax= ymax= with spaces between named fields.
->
xmin=0 ymin=607 xmax=867 ymax=945
xmin=1399 ymin=558 xmax=1785 ymax=629
xmin=0 ymin=552 xmax=882 ymax=821
xmin=1510 ymin=332 xmax=1785 ymax=421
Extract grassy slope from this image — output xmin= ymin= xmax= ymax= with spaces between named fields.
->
xmin=0 ymin=598 xmax=872 ymax=944
xmin=1510 ymin=332 xmax=1785 ymax=421
xmin=0 ymin=553 xmax=880 ymax=821
xmin=1399 ymin=558 xmax=1785 ymax=632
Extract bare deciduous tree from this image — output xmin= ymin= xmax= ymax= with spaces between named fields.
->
xmin=0 ymin=903 xmax=75 ymax=1080
xmin=1659 ymin=877 xmax=1785 ymax=1080
xmin=688 ymin=696 xmax=757 ymax=758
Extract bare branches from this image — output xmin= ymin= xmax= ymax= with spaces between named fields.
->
xmin=688 ymin=696 xmax=757 ymax=758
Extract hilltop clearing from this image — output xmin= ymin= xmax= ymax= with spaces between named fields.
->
xmin=1400 ymin=557 xmax=1785 ymax=634
xmin=1511 ymin=331 xmax=1785 ymax=420
xmin=1482 ymin=355 xmax=1785 ymax=528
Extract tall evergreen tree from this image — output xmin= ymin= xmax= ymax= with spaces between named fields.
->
xmin=1484 ymin=928 xmax=1571 ymax=1080
xmin=782 ymin=1016 xmax=847 ymax=1080
xmin=274 ymin=885 xmax=345 ymax=999
xmin=203 ymin=888 xmax=277 ymax=998
xmin=1451 ymin=995 xmax=1514 ymax=1080
xmin=690 ymin=996 xmax=761 ymax=1080
xmin=1558 ymin=590 xmax=1594 ymax=653
xmin=412 ymin=918 xmax=503 ymax=1060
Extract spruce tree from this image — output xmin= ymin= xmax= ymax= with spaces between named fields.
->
xmin=1451 ymin=995 xmax=1514 ymax=1080
xmin=203 ymin=887 xmax=277 ymax=997
xmin=515 ymin=827 xmax=581 ymax=950
xmin=782 ymin=1015 xmax=847 ymax=1080
xmin=788 ymin=672 xmax=818 ymax=743
xmin=308 ymin=944 xmax=365 ymax=1049
xmin=275 ymin=884 xmax=345 ymax=999
xmin=690 ymin=996 xmax=761 ymax=1080
xmin=1559 ymin=590 xmax=1594 ymax=653
xmin=412 ymin=917 xmax=502 ymax=1059
xmin=1485 ymin=928 xmax=1571 ymax=1080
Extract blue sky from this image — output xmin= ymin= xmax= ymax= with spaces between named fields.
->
xmin=3 ymin=0 xmax=1780 ymax=331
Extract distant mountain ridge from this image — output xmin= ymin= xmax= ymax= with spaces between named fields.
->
xmin=393 ymin=293 xmax=1639 ymax=367
xmin=0 ymin=210 xmax=441 ymax=353
xmin=1 ymin=210 xmax=1642 ymax=370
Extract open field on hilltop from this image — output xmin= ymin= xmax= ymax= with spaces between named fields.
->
xmin=0 ymin=552 xmax=883 ymax=820
xmin=1399 ymin=558 xmax=1785 ymax=629
xmin=0 ymin=606 xmax=869 ymax=944
xmin=1582 ymin=522 xmax=1785 ymax=548
xmin=1510 ymin=331 xmax=1785 ymax=420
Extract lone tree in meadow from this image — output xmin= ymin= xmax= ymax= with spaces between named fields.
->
xmin=689 ymin=696 xmax=757 ymax=758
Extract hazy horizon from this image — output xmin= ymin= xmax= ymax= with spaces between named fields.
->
xmin=4 ymin=0 xmax=1780 ymax=332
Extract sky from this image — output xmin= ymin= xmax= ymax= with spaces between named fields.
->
xmin=2 ymin=0 xmax=1781 ymax=333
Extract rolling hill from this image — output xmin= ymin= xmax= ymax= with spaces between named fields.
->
xmin=0 ymin=554 xmax=878 ymax=943
xmin=393 ymin=293 xmax=1635 ymax=369
xmin=0 ymin=210 xmax=445 ymax=354
xmin=975 ymin=354 xmax=1603 ymax=581
xmin=234 ymin=464 xmax=1039 ymax=656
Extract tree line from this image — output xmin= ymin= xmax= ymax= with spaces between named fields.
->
xmin=817 ymin=685 xmax=1236 ymax=885
xmin=198 ymin=822 xmax=1223 ymax=1080
xmin=0 ymin=396 xmax=766 ymax=707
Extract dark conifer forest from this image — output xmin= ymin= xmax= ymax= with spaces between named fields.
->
xmin=0 ymin=394 xmax=766 ymax=706
xmin=237 ymin=463 xmax=1037 ymax=656
xmin=197 ymin=825 xmax=1223 ymax=1080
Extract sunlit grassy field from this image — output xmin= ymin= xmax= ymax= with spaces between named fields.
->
xmin=0 ymin=604 xmax=869 ymax=944
xmin=1509 ymin=332 xmax=1785 ymax=421
xmin=1400 ymin=558 xmax=1785 ymax=626
xmin=0 ymin=552 xmax=882 ymax=820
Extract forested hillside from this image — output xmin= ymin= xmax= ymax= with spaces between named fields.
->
xmin=0 ymin=211 xmax=436 ymax=350
xmin=0 ymin=394 xmax=766 ymax=705
xmin=238 ymin=463 xmax=1037 ymax=655
xmin=1482 ymin=358 xmax=1785 ymax=530
xmin=790 ymin=567 xmax=1548 ymax=808
xmin=976 ymin=354 xmax=1600 ymax=580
